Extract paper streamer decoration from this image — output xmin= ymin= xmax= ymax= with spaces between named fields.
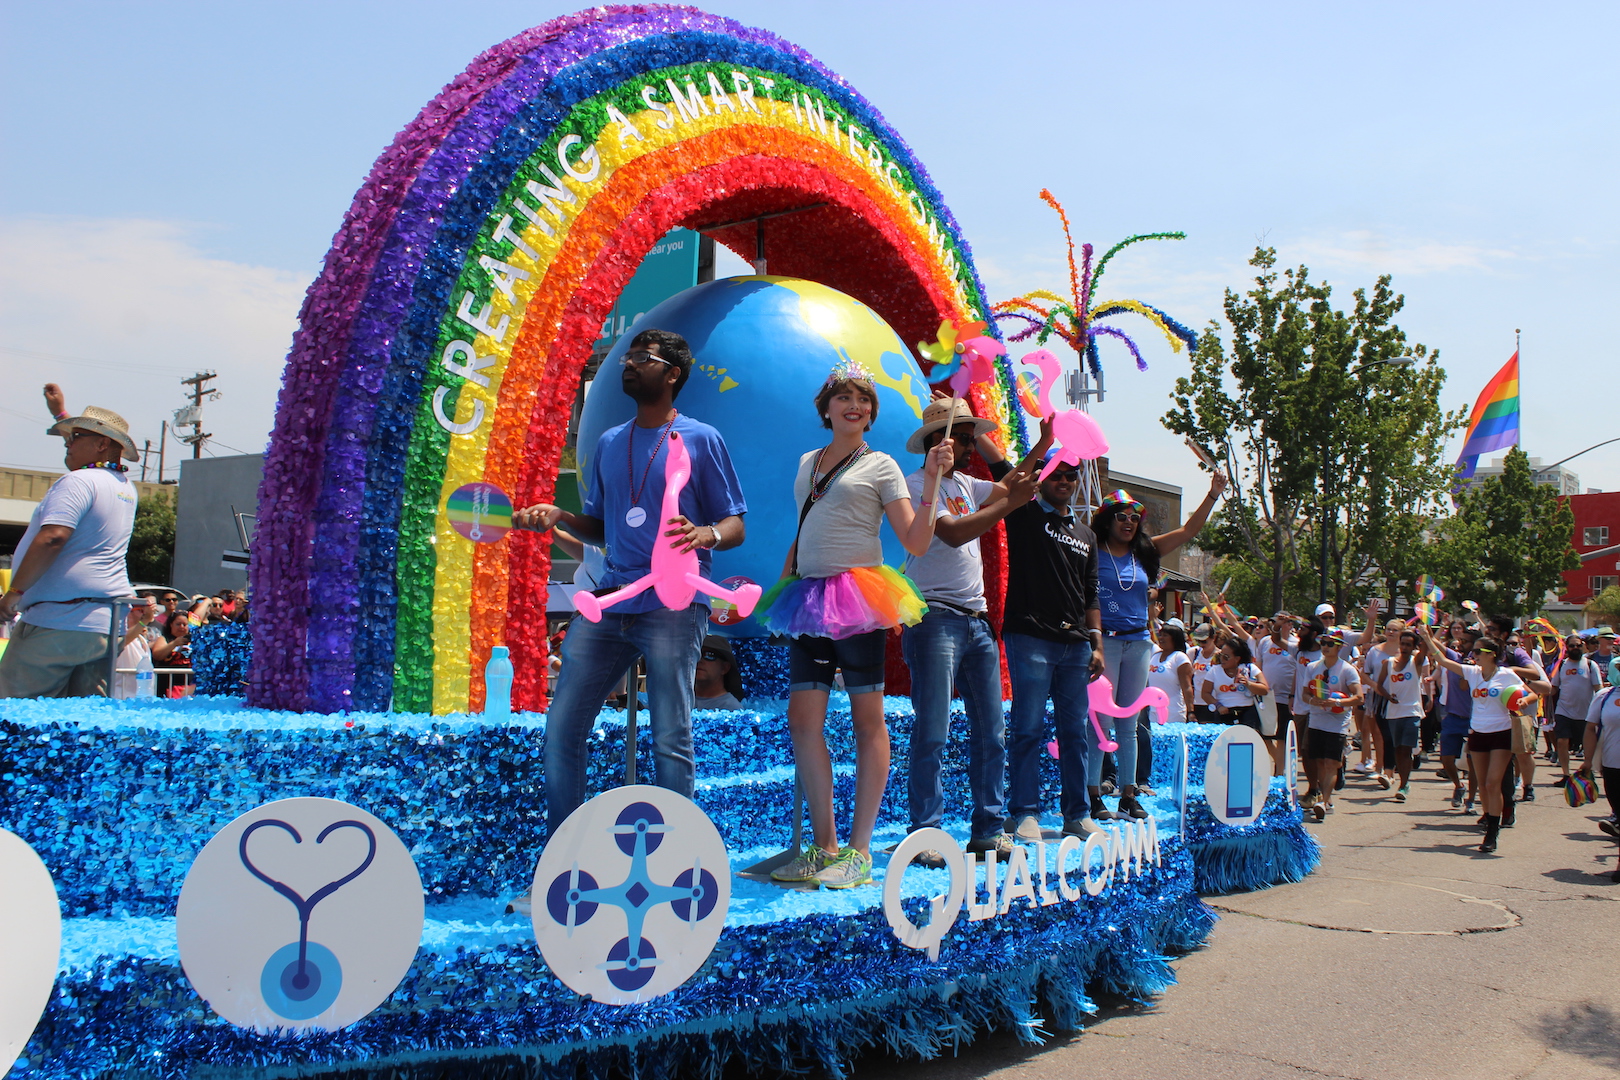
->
xmin=572 ymin=432 xmax=762 ymax=622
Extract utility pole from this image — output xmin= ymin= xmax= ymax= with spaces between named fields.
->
xmin=177 ymin=371 xmax=220 ymax=459
xmin=140 ymin=439 xmax=152 ymax=482
xmin=159 ymin=421 xmax=168 ymax=483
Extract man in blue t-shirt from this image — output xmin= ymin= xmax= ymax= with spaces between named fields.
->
xmin=514 ymin=329 xmax=748 ymax=837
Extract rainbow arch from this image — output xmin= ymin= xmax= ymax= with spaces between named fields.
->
xmin=250 ymin=5 xmax=1009 ymax=714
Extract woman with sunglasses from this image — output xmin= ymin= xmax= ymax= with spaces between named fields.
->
xmin=757 ymin=363 xmax=951 ymax=889
xmin=1416 ymin=624 xmax=1549 ymax=852
xmin=1088 ymin=475 xmax=1226 ymax=818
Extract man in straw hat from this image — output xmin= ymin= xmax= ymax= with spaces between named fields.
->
xmin=900 ymin=398 xmax=1051 ymax=864
xmin=0 ymin=406 xmax=141 ymax=697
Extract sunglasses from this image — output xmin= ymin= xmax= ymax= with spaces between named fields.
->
xmin=64 ymin=430 xmax=103 ymax=443
xmin=1115 ymin=511 xmax=1143 ymax=523
xmin=620 ymin=349 xmax=673 ymax=368
xmin=700 ymin=649 xmax=728 ymax=662
xmin=1047 ymin=470 xmax=1080 ymax=482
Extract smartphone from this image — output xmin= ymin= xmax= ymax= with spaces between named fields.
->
xmin=1226 ymin=741 xmax=1255 ymax=819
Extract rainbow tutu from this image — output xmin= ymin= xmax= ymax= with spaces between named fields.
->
xmin=756 ymin=565 xmax=927 ymax=640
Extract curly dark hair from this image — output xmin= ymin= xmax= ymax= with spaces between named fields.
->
xmin=628 ymin=328 xmax=693 ymax=398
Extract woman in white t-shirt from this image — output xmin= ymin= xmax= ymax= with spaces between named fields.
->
xmin=1419 ymin=627 xmax=1548 ymax=853
xmin=1147 ymin=625 xmax=1194 ymax=723
xmin=1203 ymin=637 xmax=1270 ymax=731
xmin=1188 ymin=626 xmax=1220 ymax=723
xmin=757 ymin=367 xmax=950 ymax=889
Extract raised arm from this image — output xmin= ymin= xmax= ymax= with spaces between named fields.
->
xmin=1152 ymin=471 xmax=1227 ymax=555
xmin=887 ymin=440 xmax=953 ymax=556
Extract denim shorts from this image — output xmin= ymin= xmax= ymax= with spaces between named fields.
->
xmin=788 ymin=629 xmax=887 ymax=694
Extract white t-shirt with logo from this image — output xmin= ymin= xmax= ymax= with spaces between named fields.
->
xmin=1147 ymin=650 xmax=1190 ymax=717
xmin=1257 ymin=634 xmax=1298 ymax=700
xmin=792 ymin=449 xmax=908 ymax=580
xmin=1381 ymin=655 xmax=1426 ymax=718
xmin=903 ymin=470 xmax=997 ymax=612
xmin=1190 ymin=647 xmax=1218 ymax=707
xmin=15 ymin=467 xmax=138 ymax=634
xmin=1554 ymin=656 xmax=1604 ymax=720
xmin=1302 ymin=658 xmax=1360 ymax=733
xmin=1292 ymin=648 xmax=1323 ymax=714
xmin=1210 ymin=662 xmax=1264 ymax=708
xmin=1462 ymin=666 xmax=1525 ymax=733
xmin=1584 ymin=688 xmax=1620 ymax=770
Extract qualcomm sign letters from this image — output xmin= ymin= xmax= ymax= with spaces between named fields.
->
xmin=884 ymin=819 xmax=1161 ymax=960
xmin=532 ymin=785 xmax=730 ymax=1004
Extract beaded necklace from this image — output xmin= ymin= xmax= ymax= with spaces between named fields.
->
xmin=77 ymin=460 xmax=129 ymax=474
xmin=809 ymin=442 xmax=869 ymax=502
xmin=1102 ymin=544 xmax=1140 ymax=593
xmin=624 ymin=411 xmax=677 ymax=527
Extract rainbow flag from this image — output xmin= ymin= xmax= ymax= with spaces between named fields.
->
xmin=1455 ymin=353 xmax=1520 ymax=479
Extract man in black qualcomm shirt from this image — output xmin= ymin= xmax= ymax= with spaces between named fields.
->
xmin=1002 ymin=458 xmax=1108 ymax=840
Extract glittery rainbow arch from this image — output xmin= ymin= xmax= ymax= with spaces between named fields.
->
xmin=249 ymin=5 xmax=1005 ymax=714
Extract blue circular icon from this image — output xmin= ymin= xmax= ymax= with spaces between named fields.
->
xmin=669 ymin=867 xmax=719 ymax=923
xmin=545 ymin=868 xmax=600 ymax=927
xmin=613 ymin=802 xmax=665 ymax=856
xmin=260 ymin=940 xmax=343 ymax=1020
xmin=604 ymin=935 xmax=658 ymax=991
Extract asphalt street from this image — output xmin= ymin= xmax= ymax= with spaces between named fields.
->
xmin=860 ymin=762 xmax=1620 ymax=1080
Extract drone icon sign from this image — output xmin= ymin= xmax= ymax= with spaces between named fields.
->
xmin=532 ymin=786 xmax=730 ymax=1004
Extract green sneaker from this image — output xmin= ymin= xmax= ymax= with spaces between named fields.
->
xmin=770 ymin=846 xmax=835 ymax=882
xmin=814 ymin=847 xmax=873 ymax=889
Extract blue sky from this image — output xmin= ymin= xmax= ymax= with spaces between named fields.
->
xmin=2 ymin=0 xmax=1615 ymax=502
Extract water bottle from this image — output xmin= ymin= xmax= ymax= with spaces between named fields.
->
xmin=135 ymin=651 xmax=157 ymax=699
xmin=484 ymin=645 xmax=514 ymax=717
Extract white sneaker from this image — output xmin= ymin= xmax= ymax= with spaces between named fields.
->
xmin=1352 ymin=761 xmax=1376 ymax=774
xmin=1014 ymin=814 xmax=1044 ymax=842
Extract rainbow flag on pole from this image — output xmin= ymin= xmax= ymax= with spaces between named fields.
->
xmin=1455 ymin=352 xmax=1520 ymax=479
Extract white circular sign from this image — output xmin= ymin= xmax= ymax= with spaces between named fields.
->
xmin=0 ymin=830 xmax=59 ymax=1078
xmin=532 ymin=785 xmax=730 ymax=1005
xmin=176 ymin=798 xmax=424 ymax=1033
xmin=1204 ymin=725 xmax=1273 ymax=825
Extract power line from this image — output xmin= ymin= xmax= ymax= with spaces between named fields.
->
xmin=0 ymin=343 xmax=192 ymax=378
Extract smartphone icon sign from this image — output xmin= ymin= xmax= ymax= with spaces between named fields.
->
xmin=1226 ymin=742 xmax=1255 ymax=819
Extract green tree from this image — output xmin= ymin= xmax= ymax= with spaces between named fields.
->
xmin=1427 ymin=448 xmax=1578 ymax=618
xmin=1586 ymin=584 xmax=1620 ymax=626
xmin=1163 ymin=248 xmax=1461 ymax=613
xmin=127 ymin=487 xmax=175 ymax=584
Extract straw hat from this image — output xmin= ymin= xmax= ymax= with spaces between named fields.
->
xmin=905 ymin=397 xmax=997 ymax=454
xmin=48 ymin=406 xmax=138 ymax=461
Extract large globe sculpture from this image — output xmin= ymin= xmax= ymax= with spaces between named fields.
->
xmin=578 ymin=276 xmax=935 ymax=637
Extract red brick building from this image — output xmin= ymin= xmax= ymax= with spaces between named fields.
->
xmin=1559 ymin=491 xmax=1620 ymax=604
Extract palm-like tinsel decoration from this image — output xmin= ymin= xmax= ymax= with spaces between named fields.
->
xmin=992 ymin=189 xmax=1197 ymax=382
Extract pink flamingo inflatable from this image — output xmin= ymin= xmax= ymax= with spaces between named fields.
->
xmin=572 ymin=431 xmax=763 ymax=622
xmin=1047 ymin=675 xmax=1171 ymax=756
xmin=1020 ymin=349 xmax=1110 ymax=481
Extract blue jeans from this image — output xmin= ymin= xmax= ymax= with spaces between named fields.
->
xmin=902 ymin=610 xmax=1007 ymax=841
xmin=1005 ymin=632 xmax=1093 ymax=824
xmin=544 ymin=604 xmax=707 ymax=837
xmin=1089 ymin=636 xmax=1152 ymax=788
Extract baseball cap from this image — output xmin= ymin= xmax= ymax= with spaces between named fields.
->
xmin=1191 ymin=623 xmax=1214 ymax=640
xmin=1314 ymin=602 xmax=1336 ymax=617
xmin=699 ymin=635 xmax=745 ymax=701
